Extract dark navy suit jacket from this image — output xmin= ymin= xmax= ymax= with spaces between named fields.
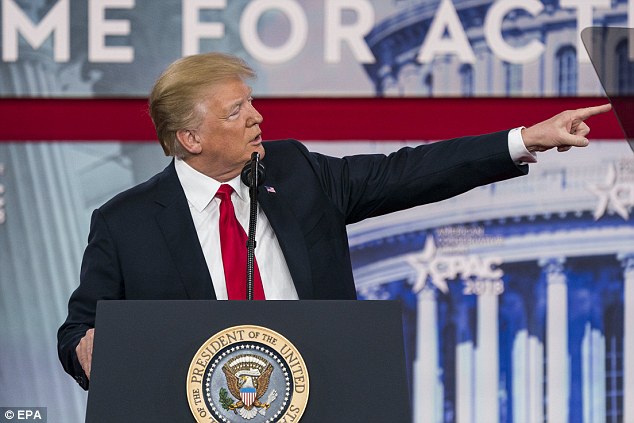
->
xmin=58 ymin=133 xmax=527 ymax=388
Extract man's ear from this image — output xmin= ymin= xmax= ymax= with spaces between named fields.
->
xmin=175 ymin=129 xmax=202 ymax=154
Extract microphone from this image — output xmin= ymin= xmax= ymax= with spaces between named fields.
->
xmin=241 ymin=152 xmax=265 ymax=300
xmin=241 ymin=152 xmax=266 ymax=188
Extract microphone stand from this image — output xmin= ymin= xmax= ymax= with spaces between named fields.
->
xmin=242 ymin=152 xmax=262 ymax=300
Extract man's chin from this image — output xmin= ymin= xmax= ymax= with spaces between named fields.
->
xmin=242 ymin=147 xmax=265 ymax=167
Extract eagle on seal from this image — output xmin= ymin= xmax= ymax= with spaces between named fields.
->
xmin=222 ymin=357 xmax=276 ymax=419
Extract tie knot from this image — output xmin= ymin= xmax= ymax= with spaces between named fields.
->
xmin=216 ymin=184 xmax=234 ymax=200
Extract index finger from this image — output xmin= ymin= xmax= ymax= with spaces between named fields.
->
xmin=574 ymin=103 xmax=612 ymax=120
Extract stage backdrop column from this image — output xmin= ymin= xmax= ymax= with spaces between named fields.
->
xmin=581 ymin=320 xmax=606 ymax=423
xmin=475 ymin=282 xmax=500 ymax=423
xmin=456 ymin=304 xmax=475 ymax=423
xmin=541 ymin=257 xmax=570 ymax=423
xmin=414 ymin=285 xmax=441 ymax=423
xmin=528 ymin=328 xmax=545 ymax=423
xmin=0 ymin=144 xmax=89 ymax=423
xmin=621 ymin=254 xmax=634 ymax=423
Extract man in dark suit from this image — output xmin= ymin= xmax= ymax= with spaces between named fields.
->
xmin=57 ymin=52 xmax=611 ymax=389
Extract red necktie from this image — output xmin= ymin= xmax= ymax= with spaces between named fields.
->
xmin=216 ymin=184 xmax=265 ymax=300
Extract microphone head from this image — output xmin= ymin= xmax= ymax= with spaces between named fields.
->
xmin=241 ymin=152 xmax=266 ymax=187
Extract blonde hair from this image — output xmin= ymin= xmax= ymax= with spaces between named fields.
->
xmin=149 ymin=52 xmax=256 ymax=157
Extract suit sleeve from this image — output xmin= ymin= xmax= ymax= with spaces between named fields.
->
xmin=309 ymin=130 xmax=528 ymax=224
xmin=57 ymin=209 xmax=125 ymax=390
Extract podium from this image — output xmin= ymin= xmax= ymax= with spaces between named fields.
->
xmin=86 ymin=300 xmax=411 ymax=422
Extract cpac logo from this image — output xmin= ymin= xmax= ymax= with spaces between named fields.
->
xmin=587 ymin=161 xmax=634 ymax=221
xmin=407 ymin=236 xmax=504 ymax=296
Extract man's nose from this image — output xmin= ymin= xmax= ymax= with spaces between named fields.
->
xmin=247 ymin=103 xmax=263 ymax=126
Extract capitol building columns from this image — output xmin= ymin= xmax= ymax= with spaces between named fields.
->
xmin=353 ymin=236 xmax=632 ymax=422
xmin=411 ymin=276 xmax=503 ymax=423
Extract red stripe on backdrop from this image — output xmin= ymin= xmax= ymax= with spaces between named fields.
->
xmin=0 ymin=97 xmax=623 ymax=141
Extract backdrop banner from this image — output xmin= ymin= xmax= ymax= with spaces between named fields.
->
xmin=0 ymin=0 xmax=631 ymax=97
xmin=0 ymin=139 xmax=632 ymax=422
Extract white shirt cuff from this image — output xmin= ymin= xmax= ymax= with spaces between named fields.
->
xmin=508 ymin=126 xmax=537 ymax=164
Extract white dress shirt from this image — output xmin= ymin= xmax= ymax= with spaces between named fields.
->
xmin=175 ymin=158 xmax=298 ymax=300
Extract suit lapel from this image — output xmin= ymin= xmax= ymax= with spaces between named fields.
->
xmin=153 ymin=162 xmax=216 ymax=300
xmin=257 ymin=182 xmax=313 ymax=299
xmin=150 ymin=162 xmax=310 ymax=300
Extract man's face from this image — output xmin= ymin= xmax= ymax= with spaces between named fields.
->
xmin=183 ymin=77 xmax=264 ymax=181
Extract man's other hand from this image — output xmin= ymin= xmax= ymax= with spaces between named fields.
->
xmin=76 ymin=328 xmax=95 ymax=380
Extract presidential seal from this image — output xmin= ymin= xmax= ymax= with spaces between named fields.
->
xmin=187 ymin=325 xmax=309 ymax=423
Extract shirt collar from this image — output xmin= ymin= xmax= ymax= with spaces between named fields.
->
xmin=174 ymin=158 xmax=248 ymax=212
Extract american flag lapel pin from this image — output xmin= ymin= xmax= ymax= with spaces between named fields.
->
xmin=265 ymin=186 xmax=276 ymax=194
